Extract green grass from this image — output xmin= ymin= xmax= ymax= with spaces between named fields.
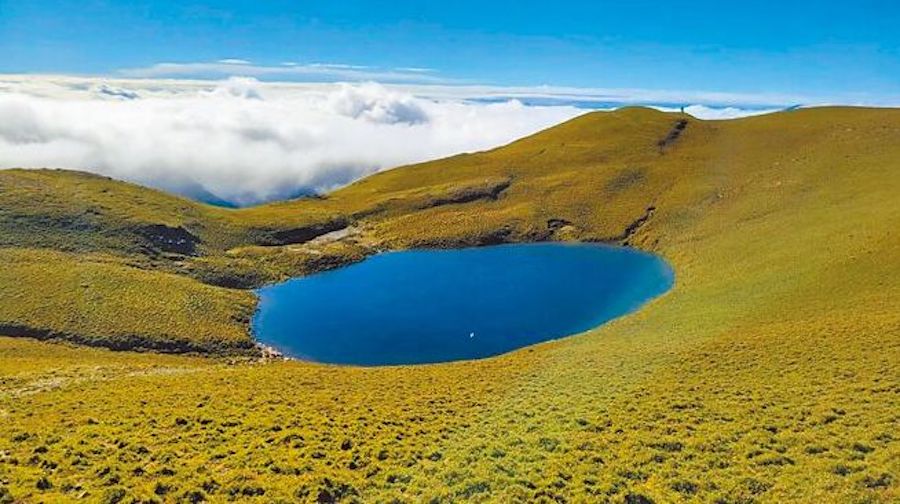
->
xmin=0 ymin=106 xmax=898 ymax=502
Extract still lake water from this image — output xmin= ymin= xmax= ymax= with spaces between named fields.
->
xmin=253 ymin=243 xmax=673 ymax=366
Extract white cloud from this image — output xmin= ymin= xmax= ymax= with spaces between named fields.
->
xmin=0 ymin=76 xmax=584 ymax=206
xmin=217 ymin=58 xmax=252 ymax=65
xmin=327 ymin=83 xmax=428 ymax=124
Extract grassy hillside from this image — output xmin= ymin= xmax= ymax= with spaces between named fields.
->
xmin=0 ymin=248 xmax=256 ymax=353
xmin=0 ymin=107 xmax=898 ymax=502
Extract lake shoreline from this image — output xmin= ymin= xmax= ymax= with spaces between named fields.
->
xmin=252 ymin=242 xmax=673 ymax=366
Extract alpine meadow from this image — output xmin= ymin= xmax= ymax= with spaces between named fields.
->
xmin=1 ymin=107 xmax=898 ymax=502
xmin=2 ymin=2 xmax=900 ymax=503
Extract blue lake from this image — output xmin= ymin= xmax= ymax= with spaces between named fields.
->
xmin=253 ymin=243 xmax=674 ymax=366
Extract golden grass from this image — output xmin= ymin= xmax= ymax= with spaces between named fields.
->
xmin=0 ymin=106 xmax=898 ymax=502
xmin=0 ymin=248 xmax=256 ymax=353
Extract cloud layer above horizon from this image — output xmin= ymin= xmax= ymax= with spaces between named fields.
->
xmin=0 ymin=75 xmax=781 ymax=206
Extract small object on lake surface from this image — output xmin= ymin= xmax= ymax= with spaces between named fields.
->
xmin=253 ymin=243 xmax=673 ymax=366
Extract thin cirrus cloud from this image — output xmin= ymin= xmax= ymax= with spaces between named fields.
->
xmin=114 ymin=59 xmax=854 ymax=106
xmin=216 ymin=58 xmax=253 ymax=65
xmin=119 ymin=60 xmax=452 ymax=84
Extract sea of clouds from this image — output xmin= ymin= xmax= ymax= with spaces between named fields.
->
xmin=0 ymin=75 xmax=780 ymax=206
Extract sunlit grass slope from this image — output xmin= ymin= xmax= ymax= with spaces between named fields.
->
xmin=0 ymin=248 xmax=256 ymax=353
xmin=0 ymin=107 xmax=898 ymax=502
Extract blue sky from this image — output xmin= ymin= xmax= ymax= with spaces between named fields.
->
xmin=1 ymin=1 xmax=899 ymax=102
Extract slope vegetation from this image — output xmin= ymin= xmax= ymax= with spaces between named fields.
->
xmin=0 ymin=107 xmax=898 ymax=502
